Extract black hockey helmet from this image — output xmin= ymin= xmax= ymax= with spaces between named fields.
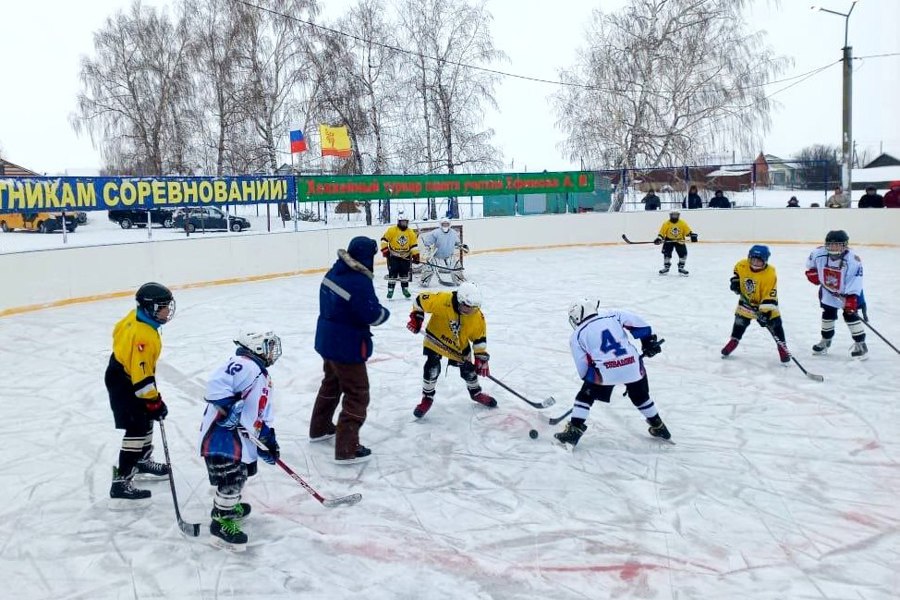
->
xmin=136 ymin=282 xmax=175 ymax=324
xmin=824 ymin=230 xmax=849 ymax=256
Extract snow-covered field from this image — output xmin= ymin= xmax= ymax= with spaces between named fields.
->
xmin=1 ymin=238 xmax=897 ymax=599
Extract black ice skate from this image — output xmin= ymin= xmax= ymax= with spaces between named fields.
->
xmin=210 ymin=516 xmax=248 ymax=552
xmin=850 ymin=342 xmax=868 ymax=360
xmin=658 ymin=266 xmax=670 ymax=275
xmin=554 ymin=421 xmax=587 ymax=448
xmin=211 ymin=503 xmax=252 ymax=522
xmin=647 ymin=416 xmax=672 ymax=441
xmin=135 ymin=453 xmax=170 ymax=480
xmin=678 ymin=267 xmax=689 ymax=276
xmin=334 ymin=445 xmax=372 ymax=465
xmin=413 ymin=396 xmax=434 ymax=418
xmin=109 ymin=466 xmax=151 ymax=502
xmin=812 ymin=338 xmax=831 ymax=355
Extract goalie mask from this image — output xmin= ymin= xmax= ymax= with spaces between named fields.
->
xmin=568 ymin=298 xmax=598 ymax=329
xmin=234 ymin=330 xmax=282 ymax=366
xmin=136 ymin=282 xmax=175 ymax=324
xmin=824 ymin=230 xmax=849 ymax=257
xmin=440 ymin=218 xmax=451 ymax=233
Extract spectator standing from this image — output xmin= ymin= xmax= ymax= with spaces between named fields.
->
xmin=786 ymin=196 xmax=800 ymax=208
xmin=880 ymin=182 xmax=899 ymax=208
xmin=825 ymin=186 xmax=849 ymax=208
xmin=857 ymin=186 xmax=884 ymax=208
xmin=708 ymin=190 xmax=732 ymax=208
xmin=683 ymin=185 xmax=703 ymax=209
xmin=641 ymin=188 xmax=661 ymax=211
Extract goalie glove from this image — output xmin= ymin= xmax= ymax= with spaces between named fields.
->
xmin=457 ymin=243 xmax=470 ymax=254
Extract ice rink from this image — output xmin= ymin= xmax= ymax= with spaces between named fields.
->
xmin=1 ymin=240 xmax=897 ymax=599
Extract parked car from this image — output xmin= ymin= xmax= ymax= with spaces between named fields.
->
xmin=173 ymin=206 xmax=250 ymax=233
xmin=0 ymin=211 xmax=78 ymax=233
xmin=108 ymin=208 xmax=175 ymax=229
xmin=74 ymin=211 xmax=88 ymax=224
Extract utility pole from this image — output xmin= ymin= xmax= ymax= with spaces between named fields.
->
xmin=813 ymin=1 xmax=858 ymax=196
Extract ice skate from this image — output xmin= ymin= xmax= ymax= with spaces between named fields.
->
xmin=658 ymin=266 xmax=670 ymax=275
xmin=413 ymin=396 xmax=434 ymax=419
xmin=401 ymin=287 xmax=411 ymax=299
xmin=554 ymin=421 xmax=587 ymax=448
xmin=777 ymin=343 xmax=791 ymax=364
xmin=721 ymin=337 xmax=739 ymax=357
xmin=812 ymin=338 xmax=831 ymax=355
xmin=334 ymin=445 xmax=372 ymax=465
xmin=678 ymin=267 xmax=689 ymax=276
xmin=109 ymin=466 xmax=151 ymax=504
xmin=309 ymin=424 xmax=337 ymax=443
xmin=135 ymin=450 xmax=170 ymax=480
xmin=850 ymin=341 xmax=868 ymax=360
xmin=210 ymin=516 xmax=248 ymax=552
xmin=386 ymin=288 xmax=394 ymax=299
xmin=211 ymin=503 xmax=251 ymax=522
xmin=470 ymin=391 xmax=497 ymax=408
xmin=647 ymin=416 xmax=672 ymax=441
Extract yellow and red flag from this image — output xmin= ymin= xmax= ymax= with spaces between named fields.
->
xmin=319 ymin=125 xmax=352 ymax=158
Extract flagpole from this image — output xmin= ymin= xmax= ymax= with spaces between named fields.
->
xmin=290 ymin=132 xmax=298 ymax=232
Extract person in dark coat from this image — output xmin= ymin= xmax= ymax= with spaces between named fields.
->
xmin=310 ymin=237 xmax=390 ymax=464
xmin=682 ymin=185 xmax=703 ymax=209
xmin=641 ymin=188 xmax=661 ymax=210
xmin=709 ymin=190 xmax=732 ymax=208
xmin=787 ymin=196 xmax=801 ymax=208
xmin=858 ymin=186 xmax=884 ymax=208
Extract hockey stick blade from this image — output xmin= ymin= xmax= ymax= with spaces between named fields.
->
xmin=322 ymin=493 xmax=363 ymax=508
xmin=549 ymin=408 xmax=572 ymax=425
xmin=804 ymin=370 xmax=825 ymax=382
xmin=179 ymin=520 xmax=201 ymax=537
xmin=621 ymin=234 xmax=656 ymax=245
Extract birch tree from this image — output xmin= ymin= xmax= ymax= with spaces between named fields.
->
xmin=553 ymin=0 xmax=789 ymax=170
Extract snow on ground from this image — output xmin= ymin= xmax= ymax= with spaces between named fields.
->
xmin=1 ymin=240 xmax=897 ymax=599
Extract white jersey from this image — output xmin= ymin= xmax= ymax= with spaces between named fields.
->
xmin=420 ymin=227 xmax=460 ymax=260
xmin=569 ymin=309 xmax=651 ymax=385
xmin=805 ymin=247 xmax=864 ymax=309
xmin=198 ymin=354 xmax=274 ymax=463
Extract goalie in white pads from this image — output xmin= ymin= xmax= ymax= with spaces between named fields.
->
xmin=199 ymin=330 xmax=282 ymax=550
xmin=805 ymin=230 xmax=867 ymax=359
xmin=554 ymin=300 xmax=670 ymax=449
xmin=419 ymin=218 xmax=468 ymax=286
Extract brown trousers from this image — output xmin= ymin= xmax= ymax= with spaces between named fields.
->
xmin=310 ymin=359 xmax=370 ymax=460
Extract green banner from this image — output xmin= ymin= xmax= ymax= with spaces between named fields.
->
xmin=297 ymin=171 xmax=595 ymax=201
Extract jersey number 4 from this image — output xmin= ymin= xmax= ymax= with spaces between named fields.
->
xmin=600 ymin=329 xmax=627 ymax=356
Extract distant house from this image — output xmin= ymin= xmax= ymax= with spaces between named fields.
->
xmin=0 ymin=158 xmax=39 ymax=177
xmin=863 ymin=153 xmax=900 ymax=169
xmin=762 ymin=154 xmax=798 ymax=187
xmin=706 ymin=166 xmax=752 ymax=192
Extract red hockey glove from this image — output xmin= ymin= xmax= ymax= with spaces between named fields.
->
xmin=412 ymin=254 xmax=420 ymax=264
xmin=407 ymin=312 xmax=424 ymax=334
xmin=843 ymin=294 xmax=858 ymax=314
xmin=474 ymin=354 xmax=490 ymax=377
xmin=146 ymin=396 xmax=168 ymax=421
xmin=381 ymin=246 xmax=390 ymax=258
xmin=805 ymin=268 xmax=820 ymax=285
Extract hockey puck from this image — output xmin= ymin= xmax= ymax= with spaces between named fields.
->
xmin=529 ymin=429 xmax=539 ymax=439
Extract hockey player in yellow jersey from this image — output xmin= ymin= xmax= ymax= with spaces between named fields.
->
xmin=380 ymin=210 xmax=420 ymax=299
xmin=653 ymin=210 xmax=698 ymax=275
xmin=721 ymin=246 xmax=791 ymax=364
xmin=105 ymin=282 xmax=176 ymax=502
xmin=406 ymin=282 xmax=497 ymax=418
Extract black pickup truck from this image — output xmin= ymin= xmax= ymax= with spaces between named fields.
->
xmin=108 ymin=208 xmax=175 ymax=229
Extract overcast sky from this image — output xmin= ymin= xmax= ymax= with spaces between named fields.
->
xmin=1 ymin=0 xmax=897 ymax=175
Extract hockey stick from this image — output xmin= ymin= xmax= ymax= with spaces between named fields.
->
xmin=548 ymin=409 xmax=572 ymax=425
xmin=860 ymin=320 xmax=900 ymax=355
xmin=421 ymin=331 xmax=555 ymax=409
xmin=157 ymin=421 xmax=201 ymax=537
xmin=765 ymin=325 xmax=824 ymax=382
xmin=424 ymin=261 xmax=465 ymax=272
xmin=240 ymin=428 xmax=362 ymax=508
xmin=621 ymin=234 xmax=657 ymax=245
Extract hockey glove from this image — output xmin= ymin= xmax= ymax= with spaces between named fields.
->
xmin=690 ymin=232 xmax=699 ymax=243
xmin=653 ymin=236 xmax=663 ymax=245
xmin=805 ymin=268 xmax=820 ymax=285
xmin=412 ymin=253 xmax=420 ymax=264
xmin=843 ymin=294 xmax=859 ymax=315
xmin=381 ymin=246 xmax=390 ymax=258
xmin=729 ymin=276 xmax=741 ymax=295
xmin=257 ymin=425 xmax=279 ymax=465
xmin=146 ymin=396 xmax=168 ymax=421
xmin=407 ymin=311 xmax=424 ymax=334
xmin=756 ymin=311 xmax=771 ymax=327
xmin=474 ymin=353 xmax=490 ymax=377
xmin=640 ymin=335 xmax=662 ymax=358
xmin=218 ymin=399 xmax=244 ymax=430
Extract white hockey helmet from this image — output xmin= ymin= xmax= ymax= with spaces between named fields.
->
xmin=397 ymin=209 xmax=408 ymax=224
xmin=440 ymin=217 xmax=451 ymax=232
xmin=234 ymin=329 xmax=283 ymax=366
xmin=568 ymin=298 xmax=598 ymax=329
xmin=456 ymin=281 xmax=483 ymax=308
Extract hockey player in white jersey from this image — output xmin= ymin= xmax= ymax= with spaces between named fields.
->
xmin=554 ymin=300 xmax=670 ymax=449
xmin=805 ymin=230 xmax=867 ymax=359
xmin=199 ymin=330 xmax=282 ymax=550
xmin=419 ymin=218 xmax=468 ymax=286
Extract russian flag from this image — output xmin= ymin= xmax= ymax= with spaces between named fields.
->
xmin=289 ymin=129 xmax=307 ymax=153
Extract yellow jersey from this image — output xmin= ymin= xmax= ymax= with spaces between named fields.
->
xmin=380 ymin=226 xmax=420 ymax=259
xmin=657 ymin=219 xmax=693 ymax=243
xmin=413 ymin=291 xmax=487 ymax=359
xmin=732 ymin=259 xmax=780 ymax=319
xmin=111 ymin=309 xmax=163 ymax=402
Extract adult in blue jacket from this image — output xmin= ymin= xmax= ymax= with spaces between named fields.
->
xmin=310 ymin=237 xmax=390 ymax=463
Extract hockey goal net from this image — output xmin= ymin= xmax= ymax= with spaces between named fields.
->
xmin=414 ymin=223 xmax=465 ymax=270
